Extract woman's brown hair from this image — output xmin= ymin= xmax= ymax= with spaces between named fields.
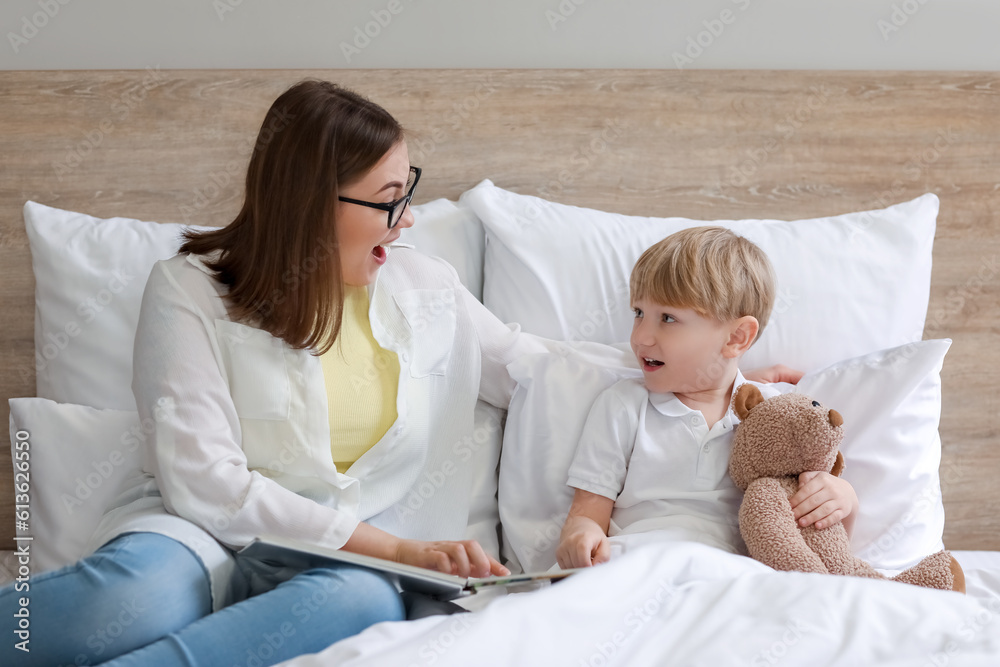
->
xmin=179 ymin=79 xmax=403 ymax=354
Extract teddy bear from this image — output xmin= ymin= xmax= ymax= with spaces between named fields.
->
xmin=728 ymin=383 xmax=965 ymax=593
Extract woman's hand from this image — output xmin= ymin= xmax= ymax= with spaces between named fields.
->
xmin=789 ymin=471 xmax=860 ymax=535
xmin=744 ymin=364 xmax=805 ymax=385
xmin=556 ymin=517 xmax=611 ymax=569
xmin=394 ymin=538 xmax=509 ymax=578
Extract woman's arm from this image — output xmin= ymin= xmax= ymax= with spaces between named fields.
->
xmin=134 ymin=261 xmax=359 ymax=551
xmin=455 ymin=278 xmax=636 ymax=409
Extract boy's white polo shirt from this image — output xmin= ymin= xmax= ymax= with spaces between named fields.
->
xmin=567 ymin=370 xmax=773 ymax=554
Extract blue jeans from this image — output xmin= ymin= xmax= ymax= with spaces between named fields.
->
xmin=0 ymin=532 xmax=404 ymax=666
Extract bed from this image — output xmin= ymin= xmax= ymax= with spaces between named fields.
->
xmin=2 ymin=69 xmax=999 ymax=665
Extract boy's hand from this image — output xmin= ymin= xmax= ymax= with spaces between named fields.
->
xmin=789 ymin=471 xmax=859 ymax=534
xmin=744 ymin=364 xmax=805 ymax=385
xmin=556 ymin=518 xmax=611 ymax=569
xmin=394 ymin=538 xmax=509 ymax=578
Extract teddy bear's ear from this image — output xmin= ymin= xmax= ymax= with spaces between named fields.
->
xmin=831 ymin=451 xmax=845 ymax=477
xmin=733 ymin=383 xmax=764 ymax=420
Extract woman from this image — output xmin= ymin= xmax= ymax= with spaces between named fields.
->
xmin=1 ymin=80 xmax=796 ymax=666
xmin=2 ymin=79 xmax=538 ymax=667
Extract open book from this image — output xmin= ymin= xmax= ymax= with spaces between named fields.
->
xmin=239 ymin=535 xmax=581 ymax=600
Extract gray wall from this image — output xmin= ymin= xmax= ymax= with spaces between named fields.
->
xmin=2 ymin=0 xmax=998 ymax=70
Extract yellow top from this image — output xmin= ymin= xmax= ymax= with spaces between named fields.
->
xmin=320 ymin=285 xmax=400 ymax=474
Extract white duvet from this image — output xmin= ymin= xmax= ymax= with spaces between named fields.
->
xmin=279 ymin=541 xmax=1000 ymax=666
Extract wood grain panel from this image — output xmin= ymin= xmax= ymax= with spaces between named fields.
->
xmin=1 ymin=69 xmax=998 ymax=549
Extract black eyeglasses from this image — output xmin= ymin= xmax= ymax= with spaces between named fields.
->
xmin=338 ymin=166 xmax=422 ymax=229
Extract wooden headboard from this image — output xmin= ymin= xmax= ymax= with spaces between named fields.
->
xmin=1 ymin=69 xmax=998 ymax=550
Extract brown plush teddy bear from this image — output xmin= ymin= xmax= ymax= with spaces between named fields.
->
xmin=729 ymin=383 xmax=965 ymax=593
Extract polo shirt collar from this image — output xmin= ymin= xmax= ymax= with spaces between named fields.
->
xmin=647 ymin=369 xmax=750 ymax=419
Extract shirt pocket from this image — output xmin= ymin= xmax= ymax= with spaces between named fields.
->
xmin=215 ymin=319 xmax=291 ymax=421
xmin=393 ymin=288 xmax=457 ymax=377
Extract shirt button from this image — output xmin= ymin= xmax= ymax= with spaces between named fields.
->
xmin=401 ymin=352 xmax=410 ymax=363
xmin=704 ymin=444 xmax=712 ymax=454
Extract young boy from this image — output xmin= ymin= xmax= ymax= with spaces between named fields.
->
xmin=556 ymin=226 xmax=859 ymax=568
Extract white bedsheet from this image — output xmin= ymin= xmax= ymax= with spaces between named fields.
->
xmin=279 ymin=543 xmax=1000 ymax=667
xmin=1 ymin=546 xmax=996 ymax=665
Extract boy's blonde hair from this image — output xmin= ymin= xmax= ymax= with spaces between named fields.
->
xmin=630 ymin=226 xmax=776 ymax=341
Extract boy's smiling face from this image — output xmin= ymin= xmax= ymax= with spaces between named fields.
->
xmin=629 ymin=297 xmax=734 ymax=396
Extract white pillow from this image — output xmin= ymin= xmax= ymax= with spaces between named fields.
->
xmin=24 ymin=199 xmax=483 ymax=412
xmin=24 ymin=201 xmax=212 ymax=411
xmin=402 ymin=198 xmax=485 ymax=302
xmin=461 ymin=401 xmax=505 ymax=559
xmin=498 ymin=340 xmax=949 ymax=573
xmin=8 ymin=397 xmax=144 ymax=573
xmin=463 ymin=180 xmax=938 ymax=373
xmin=498 ymin=345 xmax=638 ymax=573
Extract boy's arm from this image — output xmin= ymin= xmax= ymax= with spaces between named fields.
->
xmin=560 ymin=382 xmax=639 ymax=568
xmin=557 ymin=488 xmax=615 ymax=569
xmin=789 ymin=471 xmax=859 ymax=537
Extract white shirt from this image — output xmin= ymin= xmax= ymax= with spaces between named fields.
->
xmin=88 ymin=244 xmax=565 ymax=608
xmin=567 ymin=371 xmax=775 ymax=554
